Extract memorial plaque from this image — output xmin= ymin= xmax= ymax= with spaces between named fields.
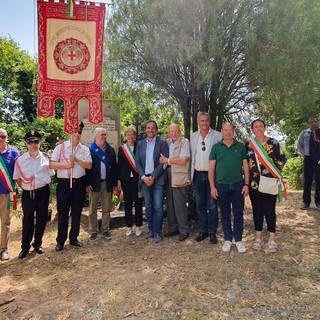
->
xmin=78 ymin=98 xmax=120 ymax=152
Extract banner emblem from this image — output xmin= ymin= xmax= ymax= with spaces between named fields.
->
xmin=54 ymin=37 xmax=91 ymax=75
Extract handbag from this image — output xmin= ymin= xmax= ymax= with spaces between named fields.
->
xmin=254 ymin=152 xmax=279 ymax=195
xmin=258 ymin=175 xmax=279 ymax=195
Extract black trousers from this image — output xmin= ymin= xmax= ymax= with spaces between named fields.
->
xmin=21 ymin=185 xmax=50 ymax=250
xmin=56 ymin=177 xmax=86 ymax=245
xmin=303 ymin=156 xmax=320 ymax=205
xmin=122 ymin=177 xmax=143 ymax=227
xmin=249 ymin=188 xmax=277 ymax=233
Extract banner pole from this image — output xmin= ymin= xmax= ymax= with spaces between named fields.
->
xmin=70 ymin=134 xmax=73 ymax=188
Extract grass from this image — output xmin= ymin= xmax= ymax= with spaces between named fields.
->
xmin=0 ymin=190 xmax=319 ymax=320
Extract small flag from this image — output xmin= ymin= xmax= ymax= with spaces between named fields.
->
xmin=67 ymin=0 xmax=76 ymax=18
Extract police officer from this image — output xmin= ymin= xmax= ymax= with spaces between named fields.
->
xmin=13 ymin=130 xmax=54 ymax=259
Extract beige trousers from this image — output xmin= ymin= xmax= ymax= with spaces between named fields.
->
xmin=0 ymin=194 xmax=10 ymax=252
xmin=89 ymin=182 xmax=112 ymax=233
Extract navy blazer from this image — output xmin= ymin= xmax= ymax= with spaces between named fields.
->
xmin=136 ymin=136 xmax=169 ymax=186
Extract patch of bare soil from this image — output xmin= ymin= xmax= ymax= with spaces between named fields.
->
xmin=0 ymin=190 xmax=319 ymax=320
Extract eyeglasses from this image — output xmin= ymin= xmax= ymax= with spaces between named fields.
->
xmin=201 ymin=141 xmax=206 ymax=151
xmin=27 ymin=140 xmax=40 ymax=145
xmin=0 ymin=135 xmax=7 ymax=139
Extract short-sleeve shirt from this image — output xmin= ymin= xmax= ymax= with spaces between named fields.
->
xmin=209 ymin=139 xmax=247 ymax=184
xmin=246 ymin=137 xmax=286 ymax=189
xmin=50 ymin=141 xmax=92 ymax=179
xmin=13 ymin=151 xmax=54 ymax=190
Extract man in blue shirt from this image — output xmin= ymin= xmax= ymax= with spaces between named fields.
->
xmin=0 ymin=128 xmax=19 ymax=261
xmin=136 ymin=120 xmax=169 ymax=243
xmin=297 ymin=117 xmax=320 ymax=209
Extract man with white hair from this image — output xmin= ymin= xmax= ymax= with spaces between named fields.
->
xmin=0 ymin=128 xmax=19 ymax=261
xmin=86 ymin=128 xmax=117 ymax=241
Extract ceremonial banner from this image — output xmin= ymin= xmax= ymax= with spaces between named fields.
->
xmin=37 ymin=0 xmax=105 ymax=133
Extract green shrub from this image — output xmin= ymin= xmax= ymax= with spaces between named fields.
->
xmin=282 ymin=156 xmax=303 ymax=189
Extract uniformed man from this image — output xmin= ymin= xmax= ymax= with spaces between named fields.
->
xmin=13 ymin=130 xmax=54 ymax=259
xmin=50 ymin=123 xmax=92 ymax=251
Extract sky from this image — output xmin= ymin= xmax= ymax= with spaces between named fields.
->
xmin=0 ymin=0 xmax=37 ymax=56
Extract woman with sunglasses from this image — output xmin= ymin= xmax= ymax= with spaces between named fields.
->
xmin=13 ymin=130 xmax=54 ymax=259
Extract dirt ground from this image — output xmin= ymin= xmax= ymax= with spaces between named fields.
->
xmin=0 ymin=190 xmax=319 ymax=320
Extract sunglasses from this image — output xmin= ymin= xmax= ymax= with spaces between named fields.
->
xmin=201 ymin=141 xmax=206 ymax=151
xmin=0 ymin=135 xmax=7 ymax=139
xmin=27 ymin=140 xmax=40 ymax=145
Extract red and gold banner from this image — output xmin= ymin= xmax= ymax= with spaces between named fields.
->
xmin=37 ymin=0 xmax=105 ymax=133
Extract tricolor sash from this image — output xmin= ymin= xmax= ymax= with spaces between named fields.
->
xmin=249 ymin=138 xmax=287 ymax=202
xmin=89 ymin=142 xmax=109 ymax=168
xmin=121 ymin=143 xmax=137 ymax=173
xmin=0 ymin=155 xmax=17 ymax=210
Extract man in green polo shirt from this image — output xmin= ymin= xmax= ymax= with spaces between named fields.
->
xmin=208 ymin=122 xmax=249 ymax=253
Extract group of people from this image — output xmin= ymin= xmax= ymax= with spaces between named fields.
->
xmin=0 ymin=112 xmax=293 ymax=261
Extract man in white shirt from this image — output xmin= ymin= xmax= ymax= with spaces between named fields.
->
xmin=50 ymin=123 xmax=92 ymax=251
xmin=14 ymin=130 xmax=54 ymax=259
xmin=190 ymin=112 xmax=222 ymax=244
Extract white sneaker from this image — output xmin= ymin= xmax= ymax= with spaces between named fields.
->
xmin=126 ymin=228 xmax=132 ymax=236
xmin=222 ymin=241 xmax=232 ymax=252
xmin=236 ymin=241 xmax=246 ymax=253
xmin=1 ymin=250 xmax=10 ymax=261
xmin=135 ymin=227 xmax=142 ymax=237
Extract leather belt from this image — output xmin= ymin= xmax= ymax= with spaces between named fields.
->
xmin=100 ymin=179 xmax=107 ymax=182
xmin=58 ymin=177 xmax=82 ymax=182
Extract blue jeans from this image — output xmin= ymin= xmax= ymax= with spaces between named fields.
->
xmin=194 ymin=171 xmax=218 ymax=234
xmin=216 ymin=182 xmax=244 ymax=242
xmin=142 ymin=183 xmax=164 ymax=235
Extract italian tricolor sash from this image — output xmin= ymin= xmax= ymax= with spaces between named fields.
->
xmin=249 ymin=138 xmax=287 ymax=202
xmin=0 ymin=155 xmax=17 ymax=210
xmin=121 ymin=143 xmax=137 ymax=173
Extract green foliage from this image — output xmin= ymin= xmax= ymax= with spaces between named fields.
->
xmin=282 ymin=156 xmax=303 ymax=189
xmin=0 ymin=117 xmax=67 ymax=153
xmin=109 ymin=81 xmax=182 ymax=140
xmin=0 ymin=36 xmax=37 ymax=123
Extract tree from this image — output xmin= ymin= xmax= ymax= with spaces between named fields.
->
xmin=245 ymin=0 xmax=320 ymax=140
xmin=107 ymin=0 xmax=261 ymax=137
xmin=108 ymin=80 xmax=182 ymax=139
xmin=0 ymin=36 xmax=37 ymax=123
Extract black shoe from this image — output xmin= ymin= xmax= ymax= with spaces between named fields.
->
xmin=18 ymin=249 xmax=29 ymax=259
xmin=195 ymin=232 xmax=209 ymax=242
xmin=55 ymin=244 xmax=64 ymax=252
xmin=34 ymin=247 xmax=45 ymax=254
xmin=70 ymin=240 xmax=83 ymax=247
xmin=166 ymin=230 xmax=179 ymax=237
xmin=178 ymin=233 xmax=189 ymax=241
xmin=209 ymin=233 xmax=218 ymax=244
xmin=300 ymin=203 xmax=309 ymax=210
